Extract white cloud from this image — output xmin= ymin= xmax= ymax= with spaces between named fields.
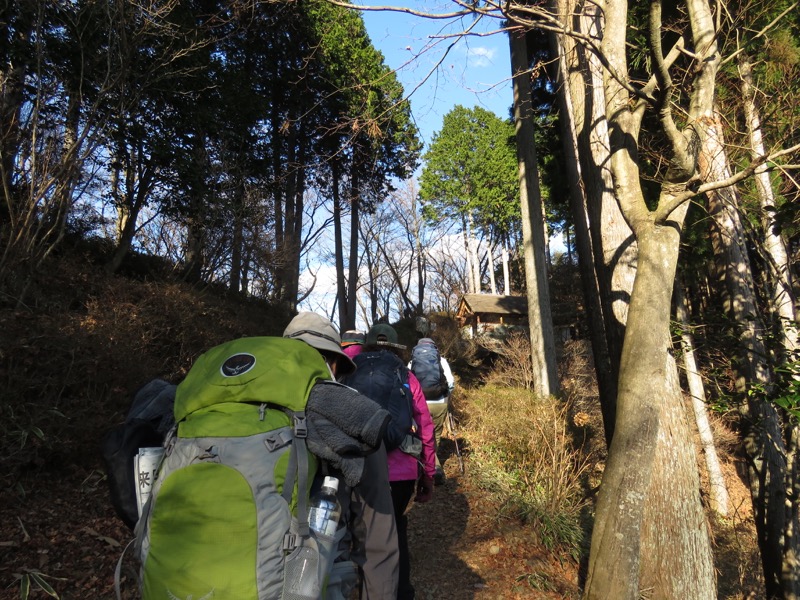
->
xmin=297 ymin=264 xmax=339 ymax=325
xmin=465 ymin=46 xmax=496 ymax=68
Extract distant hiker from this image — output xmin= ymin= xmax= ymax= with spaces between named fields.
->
xmin=284 ymin=315 xmax=400 ymax=599
xmin=344 ymin=323 xmax=436 ymax=600
xmin=341 ymin=329 xmax=365 ymax=360
xmin=409 ymin=337 xmax=455 ymax=486
xmin=117 ymin=312 xmax=396 ymax=600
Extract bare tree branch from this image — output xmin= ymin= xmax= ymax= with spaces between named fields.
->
xmin=655 ymin=142 xmax=800 ymax=222
xmin=721 ymin=1 xmax=799 ymax=66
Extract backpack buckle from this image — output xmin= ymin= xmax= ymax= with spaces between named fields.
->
xmin=293 ymin=414 xmax=308 ymax=439
xmin=283 ymin=532 xmax=298 ymax=551
xmin=265 ymin=430 xmax=293 ymax=452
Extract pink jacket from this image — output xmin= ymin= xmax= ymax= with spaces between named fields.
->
xmin=342 ymin=344 xmax=363 ymax=359
xmin=387 ymin=371 xmax=436 ymax=482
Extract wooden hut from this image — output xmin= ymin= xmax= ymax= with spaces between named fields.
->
xmin=456 ymin=294 xmax=528 ymax=338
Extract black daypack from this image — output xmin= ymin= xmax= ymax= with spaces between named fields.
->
xmin=100 ymin=379 xmax=176 ymax=530
xmin=410 ymin=343 xmax=448 ymax=400
xmin=344 ymin=351 xmax=414 ymax=451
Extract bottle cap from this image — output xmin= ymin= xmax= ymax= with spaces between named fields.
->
xmin=323 ymin=476 xmax=339 ymax=492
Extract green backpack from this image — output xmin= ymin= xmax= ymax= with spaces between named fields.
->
xmin=133 ymin=336 xmax=352 ymax=600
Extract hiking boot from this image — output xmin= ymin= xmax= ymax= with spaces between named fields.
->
xmin=434 ymin=467 xmax=446 ymax=486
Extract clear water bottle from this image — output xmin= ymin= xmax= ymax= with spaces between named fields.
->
xmin=308 ymin=476 xmax=341 ymax=537
xmin=283 ymin=476 xmax=342 ymax=599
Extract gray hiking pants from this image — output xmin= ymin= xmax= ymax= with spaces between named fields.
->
xmin=335 ymin=445 xmax=399 ymax=599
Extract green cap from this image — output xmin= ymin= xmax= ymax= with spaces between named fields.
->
xmin=366 ymin=324 xmax=406 ymax=350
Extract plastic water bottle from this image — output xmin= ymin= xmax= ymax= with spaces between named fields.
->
xmin=308 ymin=476 xmax=341 ymax=536
xmin=284 ymin=476 xmax=342 ymax=599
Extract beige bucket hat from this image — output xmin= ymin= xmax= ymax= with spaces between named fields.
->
xmin=283 ymin=312 xmax=357 ymax=375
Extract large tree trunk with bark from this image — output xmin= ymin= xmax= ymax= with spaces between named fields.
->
xmin=582 ymin=0 xmax=719 ymax=596
xmin=700 ymin=104 xmax=799 ymax=599
xmin=510 ymin=28 xmax=559 ymax=397
xmin=576 ymin=1 xmax=636 ymax=406
xmin=585 ymin=202 xmax=715 ymax=599
xmin=553 ymin=0 xmax=621 ymax=444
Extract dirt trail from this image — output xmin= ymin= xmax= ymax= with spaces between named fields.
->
xmin=0 ymin=435 xmax=580 ymax=600
xmin=405 ymin=440 xmax=581 ymax=600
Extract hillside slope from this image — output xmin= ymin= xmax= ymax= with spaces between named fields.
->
xmin=0 ymin=245 xmax=763 ymax=599
xmin=0 ymin=246 xmax=579 ymax=599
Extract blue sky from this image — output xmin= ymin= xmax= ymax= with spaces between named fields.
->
xmin=359 ymin=4 xmax=513 ymax=151
xmin=300 ymin=6 xmax=516 ymax=322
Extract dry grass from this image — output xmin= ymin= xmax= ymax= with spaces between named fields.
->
xmin=459 ymin=384 xmax=591 ymax=557
xmin=484 ymin=331 xmax=537 ymax=389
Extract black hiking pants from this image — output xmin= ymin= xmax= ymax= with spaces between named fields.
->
xmin=390 ymin=480 xmax=416 ymax=600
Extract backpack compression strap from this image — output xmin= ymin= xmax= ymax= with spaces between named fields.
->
xmin=282 ymin=411 xmax=311 ymax=540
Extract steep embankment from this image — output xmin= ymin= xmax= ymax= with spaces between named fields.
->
xmin=0 ymin=247 xmax=290 ymax=599
xmin=0 ymin=247 xmax=577 ymax=599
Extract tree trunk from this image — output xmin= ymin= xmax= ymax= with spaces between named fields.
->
xmin=107 ymin=206 xmax=137 ymax=275
xmin=510 ymin=28 xmax=559 ymax=397
xmin=0 ymin=10 xmax=30 ymax=227
xmin=502 ymin=247 xmax=510 ymax=295
xmin=488 ymin=245 xmax=497 ymax=295
xmin=581 ymin=0 xmax=635 ymax=433
xmin=585 ymin=203 xmax=715 ymax=599
xmin=583 ymin=0 xmax=719 ymax=595
xmin=280 ymin=130 xmax=307 ymax=309
xmin=183 ymin=219 xmax=204 ymax=283
xmin=675 ymin=279 xmax=729 ymax=516
xmin=552 ymin=0 xmax=617 ymax=444
xmin=738 ymin=53 xmax=798 ymax=356
xmin=345 ymin=168 xmax=360 ymax=331
xmin=701 ymin=104 xmax=797 ymax=598
xmin=182 ymin=135 xmax=209 ymax=283
xmin=361 ymin=219 xmax=380 ymax=324
xmin=469 ymin=213 xmax=481 ymax=294
xmin=333 ymin=162 xmax=347 ymax=329
xmin=413 ymin=190 xmax=426 ymax=314
xmin=229 ymin=186 xmax=244 ymax=293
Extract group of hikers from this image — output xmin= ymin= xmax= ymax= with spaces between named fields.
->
xmin=104 ymin=311 xmax=455 ymax=600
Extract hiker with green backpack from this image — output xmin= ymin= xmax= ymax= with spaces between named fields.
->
xmin=115 ymin=312 xmax=398 ymax=600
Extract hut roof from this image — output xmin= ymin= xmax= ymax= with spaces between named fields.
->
xmin=457 ymin=294 xmax=528 ymax=317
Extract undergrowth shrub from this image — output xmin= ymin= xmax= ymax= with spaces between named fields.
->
xmin=485 ymin=331 xmax=535 ymax=388
xmin=462 ymin=384 xmax=590 ymax=557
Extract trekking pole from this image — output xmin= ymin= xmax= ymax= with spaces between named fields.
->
xmin=447 ymin=410 xmax=465 ymax=474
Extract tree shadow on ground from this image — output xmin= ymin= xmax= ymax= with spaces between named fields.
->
xmin=405 ymin=446 xmax=482 ymax=600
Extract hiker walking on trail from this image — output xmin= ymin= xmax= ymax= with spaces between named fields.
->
xmin=341 ymin=329 xmax=366 ymax=360
xmin=344 ymin=323 xmax=436 ymax=600
xmin=409 ymin=338 xmax=454 ymax=486
xmin=284 ymin=314 xmax=400 ymax=600
xmin=116 ymin=311 xmax=397 ymax=600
